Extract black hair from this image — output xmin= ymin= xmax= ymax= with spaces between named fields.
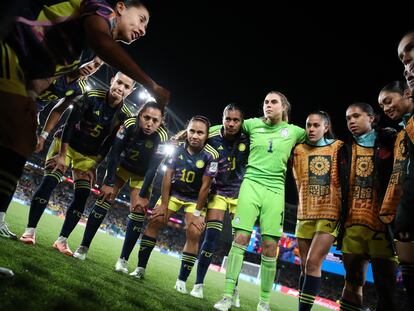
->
xmin=172 ymin=116 xmax=210 ymax=144
xmin=347 ymin=102 xmax=378 ymax=129
xmin=188 ymin=115 xmax=211 ymax=132
xmin=137 ymin=100 xmax=165 ymax=118
xmin=223 ymin=103 xmax=244 ymax=119
xmin=307 ymin=110 xmax=336 ymax=139
xmin=131 ymin=100 xmax=164 ymax=136
xmin=108 ymin=0 xmax=147 ymax=9
xmin=380 ymin=80 xmax=409 ymax=95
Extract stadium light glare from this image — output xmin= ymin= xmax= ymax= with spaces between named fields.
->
xmin=161 ymin=165 xmax=167 ymax=172
xmin=162 ymin=144 xmax=175 ymax=156
xmin=138 ymin=91 xmax=148 ymax=100
xmin=146 ymin=96 xmax=156 ymax=102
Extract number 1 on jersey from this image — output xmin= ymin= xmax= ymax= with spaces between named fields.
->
xmin=267 ymin=138 xmax=273 ymax=153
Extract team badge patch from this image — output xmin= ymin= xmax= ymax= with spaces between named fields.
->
xmin=196 ymin=160 xmax=205 ymax=168
xmin=234 ymin=217 xmax=240 ymax=225
xmin=238 ymin=143 xmax=246 ymax=152
xmin=65 ymin=89 xmax=75 ymax=96
xmin=145 ymin=140 xmax=154 ymax=149
xmin=280 ymin=128 xmax=289 ymax=137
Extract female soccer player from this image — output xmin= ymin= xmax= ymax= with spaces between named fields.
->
xmin=19 ymin=72 xmax=134 ymax=254
xmin=292 ymin=111 xmax=345 ymax=311
xmin=128 ymin=116 xmax=218 ymax=294
xmin=397 ymin=33 xmax=414 ymax=310
xmin=214 ymin=91 xmax=306 ymax=311
xmin=35 ymin=56 xmax=103 ymax=153
xmin=339 ymin=102 xmax=396 ymax=311
xmin=0 ymin=0 xmax=169 ymax=236
xmin=190 ymin=104 xmax=249 ymax=302
xmin=378 ymin=80 xmax=414 ymax=309
xmin=72 ymin=101 xmax=168 ymax=261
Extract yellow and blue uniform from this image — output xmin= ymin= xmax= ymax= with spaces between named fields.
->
xmin=207 ymin=125 xmax=249 ymax=214
xmin=47 ymin=89 xmax=132 ymax=171
xmin=0 ymin=0 xmax=115 ymax=97
xmin=104 ymin=117 xmax=169 ymax=196
xmin=36 ymin=76 xmax=88 ymax=111
xmin=162 ymin=142 xmax=219 ymax=214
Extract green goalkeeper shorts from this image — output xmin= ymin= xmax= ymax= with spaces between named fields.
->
xmin=232 ymin=178 xmax=284 ymax=237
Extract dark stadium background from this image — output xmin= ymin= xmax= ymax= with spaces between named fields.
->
xmin=34 ymin=0 xmax=414 ymax=244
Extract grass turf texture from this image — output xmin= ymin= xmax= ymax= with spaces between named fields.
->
xmin=0 ymin=202 xmax=330 ymax=311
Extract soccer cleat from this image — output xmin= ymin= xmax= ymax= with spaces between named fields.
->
xmin=20 ymin=228 xmax=36 ymax=245
xmin=130 ymin=267 xmax=145 ymax=279
xmin=115 ymin=258 xmax=128 ymax=274
xmin=190 ymin=283 xmax=204 ymax=299
xmin=232 ymin=287 xmax=241 ymax=308
xmin=257 ymin=300 xmax=271 ymax=311
xmin=0 ymin=222 xmax=17 ymax=240
xmin=73 ymin=246 xmax=89 ymax=261
xmin=213 ymin=296 xmax=233 ymax=311
xmin=174 ymin=279 xmax=188 ymax=294
xmin=0 ymin=267 xmax=14 ymax=278
xmin=53 ymin=239 xmax=73 ymax=256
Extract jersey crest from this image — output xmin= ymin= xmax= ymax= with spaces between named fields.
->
xmin=280 ymin=128 xmax=289 ymax=137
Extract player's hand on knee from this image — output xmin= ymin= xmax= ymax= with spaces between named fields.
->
xmin=100 ymin=185 xmax=114 ymax=202
xmin=50 ymin=154 xmax=67 ymax=173
xmin=135 ymin=195 xmax=149 ymax=214
xmin=84 ymin=168 xmax=96 ymax=186
xmin=191 ymin=215 xmax=205 ymax=233
xmin=150 ymin=204 xmax=166 ymax=221
xmin=130 ymin=203 xmax=143 ymax=213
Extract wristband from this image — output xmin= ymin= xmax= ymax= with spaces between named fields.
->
xmin=40 ymin=131 xmax=49 ymax=140
xmin=193 ymin=209 xmax=201 ymax=217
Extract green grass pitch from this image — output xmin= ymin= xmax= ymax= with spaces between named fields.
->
xmin=0 ymin=202 xmax=330 ymax=311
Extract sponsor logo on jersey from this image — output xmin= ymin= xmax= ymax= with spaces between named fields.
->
xmin=280 ymin=128 xmax=289 ymax=137
xmin=218 ymin=145 xmax=224 ymax=150
xmin=196 ymin=160 xmax=205 ymax=168
xmin=238 ymin=143 xmax=246 ymax=152
xmin=234 ymin=217 xmax=240 ymax=224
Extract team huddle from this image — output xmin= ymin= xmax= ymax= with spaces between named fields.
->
xmin=0 ymin=1 xmax=413 ymax=311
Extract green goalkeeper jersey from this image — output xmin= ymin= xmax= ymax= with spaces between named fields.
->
xmin=242 ymin=118 xmax=305 ymax=192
